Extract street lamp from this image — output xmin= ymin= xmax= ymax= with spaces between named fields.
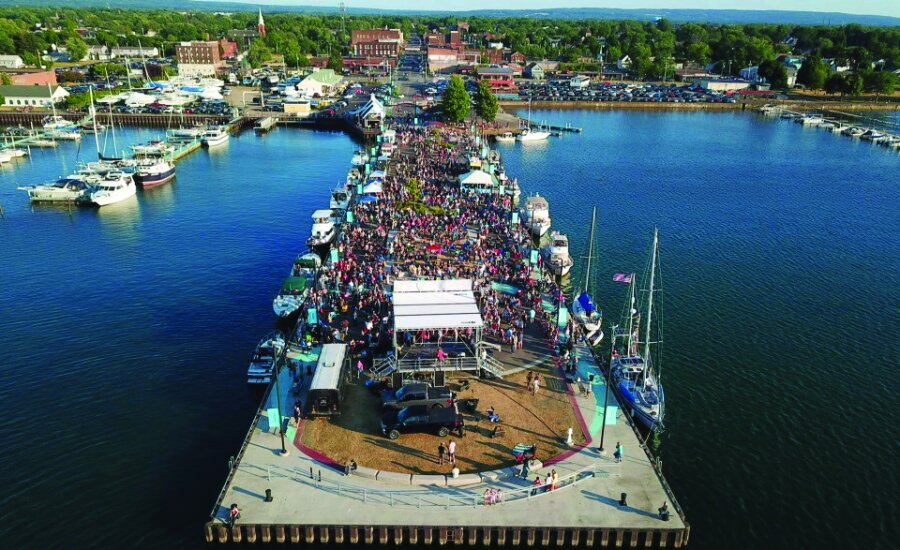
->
xmin=273 ymin=339 xmax=289 ymax=457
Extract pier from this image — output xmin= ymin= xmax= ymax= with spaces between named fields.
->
xmin=204 ymin=121 xmax=689 ymax=546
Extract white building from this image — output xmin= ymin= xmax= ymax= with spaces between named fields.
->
xmin=294 ymin=69 xmax=344 ymax=97
xmin=570 ymin=75 xmax=591 ymax=88
xmin=0 ymin=55 xmax=25 ymax=69
xmin=110 ymin=46 xmax=159 ymax=59
xmin=698 ymin=79 xmax=752 ymax=92
xmin=88 ymin=45 xmax=110 ymax=61
xmin=0 ymin=85 xmax=69 ymax=108
xmin=617 ymin=55 xmax=632 ymax=70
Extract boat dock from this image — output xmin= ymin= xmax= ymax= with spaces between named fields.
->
xmin=204 ymin=123 xmax=689 ymax=547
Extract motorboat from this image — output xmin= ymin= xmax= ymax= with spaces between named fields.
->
xmin=860 ymin=129 xmax=886 ymax=142
xmin=798 ymin=114 xmax=824 ymax=125
xmin=132 ymin=159 xmax=176 ymax=187
xmin=246 ymin=331 xmax=286 ymax=385
xmin=272 ymin=252 xmax=321 ymax=318
xmin=131 ymin=141 xmax=173 ymax=158
xmin=495 ymin=132 xmax=515 ymax=142
xmin=517 ymin=128 xmax=551 ymax=142
xmin=45 ymin=129 xmax=82 ymax=141
xmin=202 ymin=127 xmax=230 ymax=147
xmin=42 ymin=115 xmax=74 ymax=130
xmin=842 ymin=127 xmax=865 ymax=138
xmin=542 ymin=230 xmax=574 ymax=277
xmin=520 ymin=194 xmax=551 ymax=237
xmin=609 ymin=229 xmax=665 ymax=431
xmin=571 ymin=208 xmax=603 ymax=345
xmin=330 ymin=187 xmax=352 ymax=211
xmin=307 ymin=209 xmax=340 ymax=249
xmin=19 ymin=177 xmax=93 ymax=203
xmin=85 ymin=170 xmax=137 ymax=206
xmin=168 ymin=126 xmax=207 ymax=139
xmin=351 ymin=150 xmax=369 ymax=166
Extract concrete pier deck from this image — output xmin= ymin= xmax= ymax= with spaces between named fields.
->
xmin=206 ymin=341 xmax=688 ymax=546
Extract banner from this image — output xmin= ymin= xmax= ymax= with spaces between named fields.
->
xmin=307 ymin=308 xmax=318 ymax=325
xmin=613 ymin=273 xmax=633 ymax=284
xmin=330 ymin=249 xmax=339 ymax=264
xmin=511 ymin=212 xmax=519 ymax=224
xmin=346 ymin=211 xmax=354 ymax=223
xmin=530 ymin=249 xmax=539 ymax=265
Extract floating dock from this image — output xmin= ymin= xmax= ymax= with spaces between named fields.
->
xmin=205 ymin=123 xmax=689 ymax=547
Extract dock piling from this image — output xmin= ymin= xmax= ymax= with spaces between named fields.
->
xmin=291 ymin=526 xmax=300 ymax=543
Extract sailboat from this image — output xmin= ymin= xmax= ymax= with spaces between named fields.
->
xmin=517 ymin=98 xmax=551 ymax=142
xmin=572 ymin=207 xmax=603 ymax=345
xmin=609 ymin=228 xmax=665 ymax=431
xmin=83 ymin=88 xmax=136 ymax=206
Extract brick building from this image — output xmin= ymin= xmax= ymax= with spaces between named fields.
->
xmin=176 ymin=41 xmax=223 ymax=77
xmin=1 ymin=69 xmax=57 ymax=86
xmin=351 ymin=29 xmax=404 ymax=58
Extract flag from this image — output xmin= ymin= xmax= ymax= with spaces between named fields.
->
xmin=613 ymin=273 xmax=632 ymax=284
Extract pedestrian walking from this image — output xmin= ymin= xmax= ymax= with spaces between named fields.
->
xmin=520 ymin=458 xmax=530 ymax=479
xmin=448 ymin=439 xmax=457 ymax=465
xmin=293 ymin=400 xmax=302 ymax=426
xmin=545 ymin=472 xmax=553 ymax=491
xmin=531 ymin=475 xmax=542 ymax=496
xmin=438 ymin=441 xmax=446 ymax=465
xmin=228 ymin=503 xmax=241 ymax=528
xmin=614 ymin=442 xmax=624 ymax=463
xmin=526 ymin=371 xmax=533 ymax=390
xmin=532 ymin=374 xmax=541 ymax=396
xmin=356 ymin=358 xmax=364 ymax=379
xmin=551 ymin=469 xmax=559 ymax=490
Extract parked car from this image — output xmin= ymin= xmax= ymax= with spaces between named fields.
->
xmin=381 ymin=383 xmax=454 ymax=410
xmin=381 ymin=405 xmax=464 ymax=440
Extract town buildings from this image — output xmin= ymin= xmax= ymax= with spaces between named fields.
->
xmin=0 ymin=85 xmax=68 ymax=108
xmin=176 ymin=41 xmax=223 ymax=77
xmin=351 ymin=29 xmax=404 ymax=58
xmin=0 ymin=55 xmax=25 ymax=69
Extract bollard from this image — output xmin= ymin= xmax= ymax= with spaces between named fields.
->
xmin=265 ymin=489 xmax=274 ymax=502
xmin=566 ymin=427 xmax=574 ymax=446
xmin=619 ymin=492 xmax=627 ymax=506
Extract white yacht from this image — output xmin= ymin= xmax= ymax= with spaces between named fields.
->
xmin=351 ymin=150 xmax=369 ymax=166
xmin=132 ymin=159 xmax=176 ymax=187
xmin=19 ymin=177 xmax=93 ymax=203
xmin=517 ymin=128 xmax=551 ymax=142
xmin=45 ymin=129 xmax=82 ymax=141
xmin=495 ymin=132 xmax=515 ymax=142
xmin=307 ymin=209 xmax=340 ymax=249
xmin=246 ymin=332 xmax=286 ymax=385
xmin=42 ymin=115 xmax=74 ymax=130
xmin=273 ymin=252 xmax=321 ymax=318
xmin=86 ymin=171 xmax=137 ymax=206
xmin=202 ymin=127 xmax=230 ymax=147
xmin=860 ymin=129 xmax=886 ymax=142
xmin=798 ymin=114 xmax=824 ymax=125
xmin=542 ymin=230 xmax=574 ymax=277
xmin=330 ymin=187 xmax=352 ymax=211
xmin=572 ymin=208 xmax=604 ymax=345
xmin=521 ymin=194 xmax=552 ymax=237
xmin=131 ymin=141 xmax=173 ymax=158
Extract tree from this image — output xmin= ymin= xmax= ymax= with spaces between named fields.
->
xmin=326 ymin=54 xmax=342 ymax=73
xmin=441 ymin=75 xmax=470 ymax=123
xmin=247 ymin=43 xmax=272 ymax=68
xmin=473 ymin=80 xmax=499 ymax=122
xmin=824 ymin=73 xmax=846 ymax=97
xmin=757 ymin=59 xmax=788 ymax=89
xmin=843 ymin=73 xmax=864 ymax=97
xmin=66 ymin=34 xmax=87 ymax=62
xmin=0 ymin=73 xmax=10 ymax=85
xmin=862 ymin=70 xmax=897 ymax=99
xmin=796 ymin=55 xmax=828 ymax=90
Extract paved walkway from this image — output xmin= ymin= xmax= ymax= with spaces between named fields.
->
xmin=213 ymin=342 xmax=684 ymax=531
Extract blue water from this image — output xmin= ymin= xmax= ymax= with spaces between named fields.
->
xmin=0 ymin=112 xmax=898 ymax=548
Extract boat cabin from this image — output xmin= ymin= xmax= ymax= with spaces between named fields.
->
xmin=308 ymin=344 xmax=349 ymax=416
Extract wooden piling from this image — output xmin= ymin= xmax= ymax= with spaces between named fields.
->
xmin=674 ymin=531 xmax=684 ymax=548
xmin=204 ymin=523 xmax=214 ymax=543
xmin=556 ymin=529 xmax=565 ymax=546
xmin=512 ymin=529 xmax=521 ymax=546
xmin=497 ymin=528 xmax=507 ymax=546
xmin=483 ymin=527 xmax=492 ymax=546
xmin=216 ymin=526 xmax=228 ymax=543
xmin=232 ymin=526 xmax=242 ymax=543
xmin=409 ymin=527 xmax=418 ymax=545
xmin=335 ymin=526 xmax=345 ymax=544
xmin=305 ymin=526 xmax=314 ymax=543
xmin=540 ymin=528 xmax=549 ymax=546
xmin=616 ymin=529 xmax=625 ymax=548
xmin=644 ymin=530 xmax=654 ymax=547
xmin=468 ymin=527 xmax=478 ymax=545
xmin=424 ymin=527 xmax=433 ymax=545
xmin=630 ymin=530 xmax=638 ymax=547
xmin=275 ymin=525 xmax=285 ymax=543
xmin=438 ymin=527 xmax=448 ymax=545
xmin=349 ymin=526 xmax=359 ymax=544
xmin=261 ymin=525 xmax=271 ymax=543
xmin=600 ymin=529 xmax=609 ymax=546
xmin=394 ymin=527 xmax=404 ymax=545
xmin=290 ymin=526 xmax=300 ymax=543
xmin=527 ymin=528 xmax=536 ymax=546
xmin=365 ymin=526 xmax=374 ymax=544
xmin=659 ymin=530 xmax=668 ymax=548
xmin=246 ymin=526 xmax=257 ymax=543
xmin=379 ymin=526 xmax=389 ymax=544
xmin=320 ymin=526 xmax=330 ymax=543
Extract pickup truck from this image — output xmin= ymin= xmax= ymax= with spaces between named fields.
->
xmin=381 ymin=383 xmax=455 ymax=410
xmin=381 ymin=405 xmax=464 ymax=440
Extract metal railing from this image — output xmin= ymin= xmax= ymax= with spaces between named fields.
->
xmin=266 ymin=462 xmax=619 ymax=508
xmin=394 ymin=355 xmax=481 ymax=373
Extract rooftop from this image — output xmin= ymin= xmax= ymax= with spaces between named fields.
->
xmin=393 ymin=279 xmax=484 ymax=331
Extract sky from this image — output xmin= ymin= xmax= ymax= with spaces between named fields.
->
xmin=226 ymin=0 xmax=900 ymax=18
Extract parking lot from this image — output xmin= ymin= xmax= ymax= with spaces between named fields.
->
xmin=517 ymin=79 xmax=739 ymax=103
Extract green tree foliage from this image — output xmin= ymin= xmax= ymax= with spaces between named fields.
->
xmin=0 ymin=73 xmax=10 ymax=85
xmin=441 ymin=75 xmax=470 ymax=123
xmin=844 ymin=73 xmax=864 ymax=97
xmin=473 ymin=80 xmax=499 ymax=122
xmin=247 ymin=43 xmax=272 ymax=68
xmin=57 ymin=70 xmax=84 ymax=83
xmin=66 ymin=34 xmax=88 ymax=61
xmin=824 ymin=73 xmax=846 ymax=96
xmin=861 ymin=70 xmax=897 ymax=98
xmin=757 ymin=59 xmax=788 ymax=88
xmin=796 ymin=55 xmax=829 ymax=90
xmin=327 ymin=54 xmax=343 ymax=73
xmin=92 ymin=63 xmax=127 ymax=77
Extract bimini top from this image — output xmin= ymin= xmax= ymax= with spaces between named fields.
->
xmin=459 ymin=170 xmax=498 ymax=188
xmin=392 ymin=279 xmax=484 ymax=331
xmin=311 ymin=209 xmax=334 ymax=219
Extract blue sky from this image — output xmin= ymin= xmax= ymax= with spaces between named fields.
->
xmin=233 ymin=1 xmax=900 ymax=18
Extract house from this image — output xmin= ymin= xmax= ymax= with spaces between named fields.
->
xmin=110 ymin=46 xmax=160 ymax=59
xmin=822 ymin=58 xmax=850 ymax=73
xmin=425 ymin=32 xmax=447 ymax=46
xmin=341 ymin=57 xmax=394 ymax=76
xmin=506 ymin=63 xmax=523 ymax=77
xmin=487 ymin=42 xmax=504 ymax=50
xmin=0 ymin=55 xmax=25 ymax=69
xmin=356 ymin=93 xmax=385 ymax=129
xmin=785 ymin=66 xmax=798 ymax=88
xmin=617 ymin=55 xmax=632 ymax=70
xmin=1 ymin=69 xmax=57 ymax=86
xmin=509 ymin=52 xmax=526 ymax=64
xmin=536 ymin=60 xmax=560 ymax=72
xmin=739 ymin=66 xmax=759 ymax=81
xmin=351 ymin=29 xmax=403 ymax=58
xmin=674 ymin=68 xmax=716 ymax=82
xmin=0 ymin=85 xmax=68 ymax=108
xmin=777 ymin=54 xmax=804 ymax=71
xmin=295 ymin=69 xmax=344 ymax=97
xmin=524 ymin=62 xmax=545 ymax=79
xmin=475 ymin=66 xmax=515 ymax=89
xmin=88 ymin=45 xmax=109 ymax=61
xmin=449 ymin=31 xmax=462 ymax=49
xmin=427 ymin=47 xmax=458 ymax=73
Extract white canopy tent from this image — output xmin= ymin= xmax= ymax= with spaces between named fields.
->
xmin=392 ymin=279 xmax=484 ymax=332
xmin=362 ymin=181 xmax=383 ymax=194
xmin=459 ymin=170 xmax=499 ymax=193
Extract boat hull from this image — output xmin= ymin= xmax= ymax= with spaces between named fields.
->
xmin=134 ymin=166 xmax=176 ymax=187
xmin=90 ymin=183 xmax=136 ymax=206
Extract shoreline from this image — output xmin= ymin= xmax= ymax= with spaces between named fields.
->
xmin=500 ymin=100 xmax=900 ymax=111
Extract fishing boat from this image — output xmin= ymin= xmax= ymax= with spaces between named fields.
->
xmin=330 ymin=187 xmax=352 ymax=211
xmin=542 ymin=230 xmax=574 ymax=277
xmin=609 ymin=228 xmax=665 ymax=431
xmin=18 ymin=177 xmax=93 ymax=203
xmin=272 ymin=252 xmax=322 ymax=318
xmin=571 ymin=207 xmax=603 ymax=345
xmin=246 ymin=331 xmax=286 ymax=385
xmin=307 ymin=209 xmax=340 ymax=249
xmin=85 ymin=170 xmax=136 ymax=206
xmin=495 ymin=132 xmax=515 ymax=142
xmin=202 ymin=127 xmax=230 ymax=147
xmin=132 ymin=159 xmax=176 ymax=187
xmin=520 ymin=194 xmax=551 ymax=237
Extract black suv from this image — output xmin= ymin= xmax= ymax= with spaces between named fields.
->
xmin=381 ymin=405 xmax=464 ymax=440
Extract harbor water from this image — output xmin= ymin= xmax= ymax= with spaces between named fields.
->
xmin=1 ymin=111 xmax=898 ymax=548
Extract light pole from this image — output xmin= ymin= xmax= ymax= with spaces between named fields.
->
xmin=597 ymin=328 xmax=612 ymax=453
xmin=273 ymin=339 xmax=289 ymax=456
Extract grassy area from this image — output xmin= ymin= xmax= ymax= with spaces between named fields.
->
xmin=300 ymin=367 xmax=583 ymax=475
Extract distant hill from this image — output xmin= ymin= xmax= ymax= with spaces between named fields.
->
xmin=4 ymin=0 xmax=900 ymax=27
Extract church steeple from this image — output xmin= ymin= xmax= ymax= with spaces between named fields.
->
xmin=257 ymin=9 xmax=266 ymax=37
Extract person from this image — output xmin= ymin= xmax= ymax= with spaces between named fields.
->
xmin=545 ymin=472 xmax=553 ymax=491
xmin=228 ymin=503 xmax=241 ymax=528
xmin=531 ymin=475 xmax=542 ymax=496
xmin=551 ymin=469 xmax=559 ymax=490
xmin=344 ymin=459 xmax=358 ymax=476
xmin=356 ymin=359 xmax=364 ymax=379
xmin=658 ymin=501 xmax=670 ymax=521
xmin=520 ymin=459 xmax=530 ymax=479
xmin=526 ymin=371 xmax=533 ymax=390
xmin=438 ymin=441 xmax=446 ymax=465
xmin=486 ymin=406 xmax=500 ymax=423
xmin=293 ymin=401 xmax=302 ymax=426
xmin=614 ymin=442 xmax=624 ymax=463
xmin=447 ymin=439 xmax=456 ymax=465
xmin=532 ymin=375 xmax=540 ymax=396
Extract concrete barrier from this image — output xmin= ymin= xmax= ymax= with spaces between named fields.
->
xmin=446 ymin=473 xmax=481 ymax=487
xmin=376 ymin=470 xmax=412 ymax=484
xmin=351 ymin=466 xmax=379 ymax=480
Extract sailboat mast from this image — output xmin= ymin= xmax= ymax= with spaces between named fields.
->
xmin=584 ymin=206 xmax=596 ymax=294
xmin=89 ymin=88 xmax=100 ymax=157
xmin=643 ymin=228 xmax=659 ymax=361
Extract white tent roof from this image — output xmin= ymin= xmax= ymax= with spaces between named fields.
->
xmin=459 ymin=170 xmax=498 ymax=187
xmin=359 ymin=94 xmax=385 ymax=120
xmin=393 ymin=279 xmax=484 ymax=331
xmin=311 ymin=209 xmax=334 ymax=219
xmin=362 ymin=181 xmax=383 ymax=194
xmin=369 ymin=170 xmax=386 ymax=179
